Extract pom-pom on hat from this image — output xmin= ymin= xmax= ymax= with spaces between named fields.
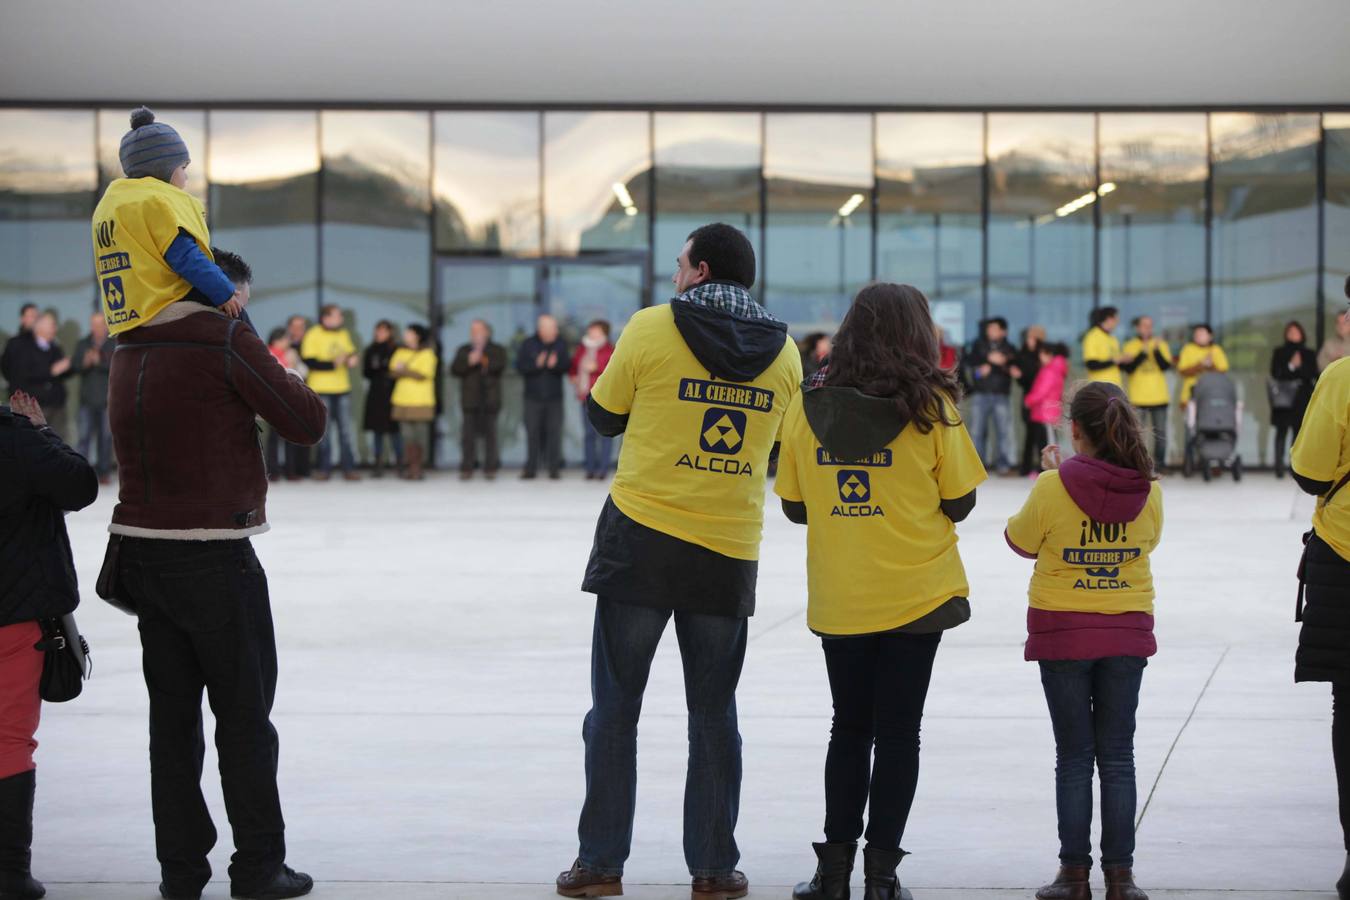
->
xmin=119 ymin=106 xmax=190 ymax=183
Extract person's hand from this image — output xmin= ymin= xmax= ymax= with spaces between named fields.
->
xmin=346 ymin=355 xmax=359 ymax=369
xmin=468 ymin=349 xmax=483 ymax=366
xmin=83 ymin=349 xmax=100 ymax=367
xmin=1202 ymin=355 xmax=1215 ymax=369
xmin=535 ymin=351 xmax=548 ymax=368
xmin=51 ymin=357 xmax=72 ymax=376
xmin=1041 ymin=444 xmax=1063 ymax=471
xmin=988 ymin=351 xmax=1007 ymax=366
xmin=977 ymin=364 xmax=992 ymax=378
xmin=547 ymin=352 xmax=558 ymax=368
xmin=1010 ymin=365 xmax=1023 ymax=380
xmin=9 ymin=391 xmax=47 ymax=427
xmin=1291 ymin=353 xmax=1303 ymax=370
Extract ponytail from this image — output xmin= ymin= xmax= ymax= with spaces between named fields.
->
xmin=1069 ymin=382 xmax=1156 ymax=480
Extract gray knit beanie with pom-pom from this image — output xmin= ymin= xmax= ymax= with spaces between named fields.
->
xmin=119 ymin=106 xmax=190 ymax=183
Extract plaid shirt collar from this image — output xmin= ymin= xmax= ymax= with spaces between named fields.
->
xmin=805 ymin=364 xmax=829 ymax=388
xmin=673 ymin=281 xmax=779 ymax=323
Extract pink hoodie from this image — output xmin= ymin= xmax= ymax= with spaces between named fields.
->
xmin=1024 ymin=355 xmax=1068 ymax=426
xmin=1017 ymin=455 xmax=1158 ymax=662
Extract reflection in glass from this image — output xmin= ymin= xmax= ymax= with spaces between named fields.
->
xmin=1325 ymin=113 xmax=1350 ymax=346
xmin=434 ymin=113 xmax=540 ymax=254
xmin=987 ymin=113 xmax=1096 ymax=344
xmin=654 ymin=113 xmax=761 ymax=299
xmin=97 ymin=108 xmax=206 ymax=201
xmin=1211 ymin=112 xmax=1319 ymax=461
xmin=764 ymin=114 xmax=873 ymax=332
xmin=544 ymin=112 xmax=651 ymax=256
xmin=208 ymin=110 xmax=320 ymax=342
xmin=1098 ymin=114 xmax=1207 ymax=345
xmin=876 ymin=113 xmax=983 ymax=345
xmin=0 ymin=109 xmax=98 ymax=387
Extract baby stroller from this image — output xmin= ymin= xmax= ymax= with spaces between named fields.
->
xmin=1183 ymin=371 xmax=1243 ymax=482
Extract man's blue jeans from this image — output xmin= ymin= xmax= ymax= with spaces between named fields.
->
xmin=578 ymin=597 xmax=746 ymax=877
xmin=77 ymin=404 xmax=113 ymax=476
xmin=969 ymin=392 xmax=1015 ymax=472
xmin=317 ymin=393 xmax=355 ymax=474
xmin=1038 ymin=656 xmax=1146 ymax=868
xmin=581 ymin=399 xmax=615 ymax=476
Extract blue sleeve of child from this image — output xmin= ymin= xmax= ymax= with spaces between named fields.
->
xmin=164 ymin=232 xmax=236 ymax=306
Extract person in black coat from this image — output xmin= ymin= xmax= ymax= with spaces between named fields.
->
xmin=515 ymin=314 xmax=569 ymax=480
xmin=1271 ymin=320 xmax=1319 ymax=479
xmin=0 ymin=390 xmax=98 ymax=900
xmin=3 ymin=313 xmax=72 ymax=434
xmin=362 ymin=320 xmax=402 ymax=477
xmin=1014 ymin=325 xmax=1046 ymax=475
xmin=450 ymin=319 xmax=508 ymax=480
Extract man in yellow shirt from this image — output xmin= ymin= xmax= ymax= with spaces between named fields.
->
xmin=1176 ymin=323 xmax=1229 ymax=406
xmin=300 ymin=305 xmax=361 ymax=481
xmin=1290 ymin=352 xmax=1350 ymax=896
xmin=1121 ymin=315 xmax=1174 ymax=468
xmin=558 ymin=224 xmax=801 ymax=900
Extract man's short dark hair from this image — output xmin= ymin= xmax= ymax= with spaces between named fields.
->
xmin=983 ymin=317 xmax=1008 ymax=333
xmin=686 ymin=223 xmax=756 ymax=289
xmin=211 ymin=247 xmax=252 ymax=286
xmin=19 ymin=303 xmax=36 ymax=316
xmin=267 ymin=327 xmax=287 ymax=344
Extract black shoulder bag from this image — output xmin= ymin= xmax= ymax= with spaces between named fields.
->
xmin=1296 ymin=471 xmax=1350 ymax=622
xmin=33 ymin=613 xmax=92 ymax=703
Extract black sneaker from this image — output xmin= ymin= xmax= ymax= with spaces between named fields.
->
xmin=160 ymin=883 xmax=202 ymax=900
xmin=231 ymin=865 xmax=313 ymax=900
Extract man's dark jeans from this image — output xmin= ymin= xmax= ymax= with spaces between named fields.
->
xmin=119 ymin=537 xmax=287 ymax=893
xmin=76 ymin=404 xmax=113 ymax=476
xmin=578 ymin=597 xmax=746 ymax=878
xmin=1038 ymin=656 xmax=1146 ymax=869
xmin=524 ymin=397 xmax=562 ymax=476
xmin=460 ymin=409 xmax=500 ymax=474
xmin=821 ymin=630 xmax=942 ymax=851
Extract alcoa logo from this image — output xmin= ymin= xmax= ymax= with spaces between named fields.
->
xmin=699 ymin=408 xmax=746 ymax=455
xmin=831 ymin=469 xmax=884 ymax=518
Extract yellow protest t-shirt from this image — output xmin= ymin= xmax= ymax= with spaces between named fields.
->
xmin=1177 ymin=342 xmax=1230 ymax=404
xmin=91 ymin=177 xmax=214 ymax=335
xmin=1082 ymin=327 xmax=1123 ymax=387
xmin=300 ymin=326 xmax=357 ymax=395
xmin=1006 ymin=470 xmax=1163 ymax=614
xmin=1122 ymin=337 xmax=1173 ymax=408
xmin=774 ymin=394 xmax=987 ymax=635
xmin=1292 ymin=357 xmax=1350 ymax=561
xmin=590 ymin=304 xmax=802 ymax=561
xmin=390 ymin=348 xmax=437 ymax=408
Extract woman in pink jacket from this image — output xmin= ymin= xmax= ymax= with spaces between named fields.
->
xmin=1025 ymin=342 xmax=1070 ymax=474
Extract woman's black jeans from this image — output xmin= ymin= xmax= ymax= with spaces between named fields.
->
xmin=1038 ymin=656 xmax=1146 ymax=869
xmin=820 ymin=630 xmax=942 ymax=850
xmin=1336 ymin=682 xmax=1350 ymax=851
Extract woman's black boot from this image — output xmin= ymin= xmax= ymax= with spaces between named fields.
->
xmin=0 ymin=771 xmax=44 ymax=900
xmin=1337 ymin=851 xmax=1350 ymax=900
xmin=792 ymin=842 xmax=856 ymax=900
xmin=861 ymin=846 xmax=909 ymax=900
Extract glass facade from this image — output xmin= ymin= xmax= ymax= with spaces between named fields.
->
xmin=2 ymin=104 xmax=1346 ymax=466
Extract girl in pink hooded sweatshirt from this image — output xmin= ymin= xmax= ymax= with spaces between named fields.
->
xmin=1024 ymin=342 xmax=1070 ymax=472
xmin=1005 ymin=381 xmax=1162 ymax=900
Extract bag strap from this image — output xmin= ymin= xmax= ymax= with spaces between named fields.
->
xmin=1325 ymin=470 xmax=1350 ymax=506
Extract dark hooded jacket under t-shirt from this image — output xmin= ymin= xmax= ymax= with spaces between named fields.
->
xmin=581 ymin=281 xmax=803 ymax=618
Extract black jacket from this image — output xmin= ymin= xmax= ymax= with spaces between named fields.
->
xmin=1269 ymin=342 xmax=1317 ymax=428
xmin=451 ymin=342 xmax=508 ymax=413
xmin=74 ymin=335 xmax=115 ymax=410
xmin=3 ymin=332 xmax=69 ymax=409
xmin=362 ymin=341 xmax=399 ymax=433
xmin=964 ymin=336 xmax=1016 ymax=395
xmin=0 ymin=407 xmax=99 ymax=628
xmin=582 ymin=295 xmax=792 ymax=618
xmin=515 ymin=336 xmax=570 ymax=402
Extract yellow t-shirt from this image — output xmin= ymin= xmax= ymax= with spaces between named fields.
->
xmin=91 ymin=177 xmax=214 ymax=335
xmin=390 ymin=348 xmax=438 ymax=408
xmin=1177 ymin=342 xmax=1230 ymax=404
xmin=1082 ymin=327 xmax=1123 ymax=387
xmin=590 ymin=304 xmax=802 ymax=561
xmin=774 ymin=394 xmax=987 ymax=635
xmin=1122 ymin=337 xmax=1173 ymax=408
xmin=1006 ymin=470 xmax=1163 ymax=614
xmin=1292 ymin=357 xmax=1350 ymax=561
xmin=300 ymin=326 xmax=357 ymax=395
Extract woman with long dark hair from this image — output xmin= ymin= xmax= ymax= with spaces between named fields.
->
xmin=776 ymin=283 xmax=986 ymax=900
xmin=1269 ymin=320 xmax=1317 ymax=478
xmin=362 ymin=320 xmax=403 ymax=477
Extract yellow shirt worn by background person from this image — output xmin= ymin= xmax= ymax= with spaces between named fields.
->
xmin=90 ymin=177 xmax=214 ymax=335
xmin=1177 ymin=342 xmax=1230 ymax=404
xmin=300 ymin=326 xmax=357 ymax=395
xmin=390 ymin=348 xmax=438 ymax=408
xmin=1005 ymin=471 xmax=1163 ymax=615
xmin=1292 ymin=357 xmax=1350 ymax=562
xmin=589 ymin=303 xmax=802 ymax=561
xmin=1122 ymin=337 xmax=1174 ymax=408
xmin=1082 ymin=326 xmax=1123 ymax=387
xmin=774 ymin=396 xmax=987 ymax=635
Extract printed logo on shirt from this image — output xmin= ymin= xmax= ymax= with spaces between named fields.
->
xmin=97 ymin=252 xmax=131 ymax=276
xmin=699 ymin=408 xmax=746 ymax=455
xmin=816 ymin=449 xmax=893 ymax=467
xmin=1065 ymin=518 xmax=1141 ymax=590
xmin=102 ymin=276 xmax=127 ymax=312
xmin=831 ymin=469 xmax=885 ymax=518
xmin=678 ymin=378 xmax=774 ymax=412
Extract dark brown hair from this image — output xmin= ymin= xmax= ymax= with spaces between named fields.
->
xmin=824 ymin=282 xmax=961 ymax=433
xmin=1069 ymin=381 xmax=1156 ymax=480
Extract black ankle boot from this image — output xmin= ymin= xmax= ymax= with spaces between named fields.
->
xmin=792 ymin=842 xmax=857 ymax=900
xmin=0 ymin=770 xmax=44 ymax=900
xmin=861 ymin=846 xmax=909 ymax=900
xmin=1337 ymin=851 xmax=1350 ymax=900
xmin=231 ymin=865 xmax=312 ymax=900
